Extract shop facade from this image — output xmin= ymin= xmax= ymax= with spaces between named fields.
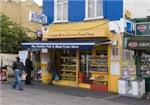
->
xmin=23 ymin=20 xmax=123 ymax=93
xmin=44 ymin=20 xmax=122 ymax=92
xmin=22 ymin=0 xmax=123 ymax=93
xmin=127 ymin=36 xmax=150 ymax=94
xmin=120 ymin=20 xmax=150 ymax=98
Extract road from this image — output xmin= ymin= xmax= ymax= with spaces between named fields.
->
xmin=0 ymin=81 xmax=149 ymax=105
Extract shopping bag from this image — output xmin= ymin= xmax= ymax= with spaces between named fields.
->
xmin=54 ymin=74 xmax=59 ymax=80
xmin=21 ymin=73 xmax=27 ymax=81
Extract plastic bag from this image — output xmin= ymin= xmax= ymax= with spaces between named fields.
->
xmin=55 ymin=74 xmax=59 ymax=80
xmin=21 ymin=72 xmax=27 ymax=81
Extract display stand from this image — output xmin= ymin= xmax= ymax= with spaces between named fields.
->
xmin=61 ymin=56 xmax=76 ymax=81
xmin=140 ymin=54 xmax=150 ymax=77
xmin=89 ymin=48 xmax=108 ymax=91
xmin=140 ymin=53 xmax=150 ymax=99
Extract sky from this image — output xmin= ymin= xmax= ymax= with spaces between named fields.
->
xmin=18 ymin=0 xmax=43 ymax=6
xmin=33 ymin=0 xmax=43 ymax=7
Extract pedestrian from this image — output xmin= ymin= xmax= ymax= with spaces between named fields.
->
xmin=12 ymin=56 xmax=24 ymax=91
xmin=25 ymin=54 xmax=33 ymax=85
xmin=47 ymin=56 xmax=59 ymax=85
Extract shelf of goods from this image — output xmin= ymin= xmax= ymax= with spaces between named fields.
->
xmin=89 ymin=54 xmax=108 ymax=91
xmin=140 ymin=56 xmax=150 ymax=77
xmin=89 ymin=55 xmax=108 ymax=73
xmin=61 ymin=57 xmax=76 ymax=81
xmin=140 ymin=55 xmax=150 ymax=93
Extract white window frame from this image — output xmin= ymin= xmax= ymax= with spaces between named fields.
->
xmin=85 ymin=0 xmax=103 ymax=20
xmin=54 ymin=0 xmax=68 ymax=23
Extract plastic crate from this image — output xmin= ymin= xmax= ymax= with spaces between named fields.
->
xmin=90 ymin=83 xmax=108 ymax=92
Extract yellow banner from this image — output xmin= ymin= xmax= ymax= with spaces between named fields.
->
xmin=43 ymin=20 xmax=110 ymax=39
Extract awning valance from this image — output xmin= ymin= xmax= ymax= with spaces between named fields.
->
xmin=22 ymin=40 xmax=111 ymax=49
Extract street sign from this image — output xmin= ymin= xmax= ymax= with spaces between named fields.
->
xmin=29 ymin=11 xmax=47 ymax=24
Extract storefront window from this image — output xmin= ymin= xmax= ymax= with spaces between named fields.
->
xmin=122 ymin=49 xmax=136 ymax=77
xmin=79 ymin=50 xmax=92 ymax=83
xmin=80 ymin=50 xmax=91 ymax=72
xmin=61 ymin=49 xmax=76 ymax=81
xmin=54 ymin=0 xmax=68 ymax=22
xmin=85 ymin=0 xmax=103 ymax=20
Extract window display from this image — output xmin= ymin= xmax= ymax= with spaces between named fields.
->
xmin=88 ymin=48 xmax=108 ymax=91
xmin=140 ymin=53 xmax=150 ymax=77
xmin=61 ymin=50 xmax=76 ymax=81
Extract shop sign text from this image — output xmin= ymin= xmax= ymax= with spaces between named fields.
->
xmin=48 ymin=32 xmax=95 ymax=38
xmin=31 ymin=45 xmax=79 ymax=49
xmin=128 ymin=41 xmax=150 ymax=48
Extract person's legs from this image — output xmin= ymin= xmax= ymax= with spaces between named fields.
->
xmin=25 ymin=71 xmax=31 ymax=84
xmin=16 ymin=70 xmax=23 ymax=90
xmin=18 ymin=71 xmax=23 ymax=90
xmin=49 ymin=72 xmax=55 ymax=85
xmin=12 ymin=71 xmax=17 ymax=89
xmin=28 ymin=71 xmax=32 ymax=84
xmin=25 ymin=73 xmax=28 ymax=84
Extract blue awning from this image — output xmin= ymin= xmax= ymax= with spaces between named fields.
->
xmin=21 ymin=40 xmax=111 ymax=49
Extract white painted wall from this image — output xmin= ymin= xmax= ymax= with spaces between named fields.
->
xmin=124 ymin=0 xmax=150 ymax=19
xmin=0 ymin=53 xmax=17 ymax=76
xmin=109 ymin=18 xmax=125 ymax=34
xmin=0 ymin=53 xmax=17 ymax=67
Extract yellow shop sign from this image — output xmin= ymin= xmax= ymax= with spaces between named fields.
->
xmin=43 ymin=20 xmax=110 ymax=39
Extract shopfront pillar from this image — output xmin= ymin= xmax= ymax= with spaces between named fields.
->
xmin=76 ymin=49 xmax=80 ymax=85
xmin=40 ymin=49 xmax=50 ymax=84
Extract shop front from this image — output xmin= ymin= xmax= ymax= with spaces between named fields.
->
xmin=22 ymin=20 xmax=122 ymax=93
xmin=127 ymin=36 xmax=150 ymax=95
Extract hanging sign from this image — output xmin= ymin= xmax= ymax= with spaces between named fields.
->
xmin=136 ymin=22 xmax=150 ymax=36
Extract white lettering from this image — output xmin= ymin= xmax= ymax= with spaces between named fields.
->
xmin=139 ymin=42 xmax=150 ymax=47
xmin=55 ymin=45 xmax=62 ymax=48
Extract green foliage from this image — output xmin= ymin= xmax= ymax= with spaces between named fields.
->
xmin=0 ymin=13 xmax=34 ymax=54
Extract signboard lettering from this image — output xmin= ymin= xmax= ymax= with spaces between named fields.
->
xmin=31 ymin=45 xmax=79 ymax=49
xmin=127 ymin=39 xmax=150 ymax=50
xmin=48 ymin=32 xmax=95 ymax=38
xmin=139 ymin=42 xmax=150 ymax=47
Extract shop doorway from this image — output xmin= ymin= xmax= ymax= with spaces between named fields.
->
xmin=135 ymin=50 xmax=150 ymax=93
xmin=32 ymin=51 xmax=41 ymax=81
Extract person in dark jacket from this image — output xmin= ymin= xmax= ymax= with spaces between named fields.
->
xmin=25 ymin=54 xmax=33 ymax=85
xmin=47 ymin=56 xmax=58 ymax=85
xmin=12 ymin=56 xmax=24 ymax=91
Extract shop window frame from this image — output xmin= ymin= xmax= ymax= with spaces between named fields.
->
xmin=54 ymin=0 xmax=68 ymax=23
xmin=85 ymin=0 xmax=103 ymax=21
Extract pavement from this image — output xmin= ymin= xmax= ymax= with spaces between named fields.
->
xmin=0 ymin=80 xmax=150 ymax=105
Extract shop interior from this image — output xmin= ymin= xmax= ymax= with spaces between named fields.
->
xmin=48 ymin=45 xmax=109 ymax=91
